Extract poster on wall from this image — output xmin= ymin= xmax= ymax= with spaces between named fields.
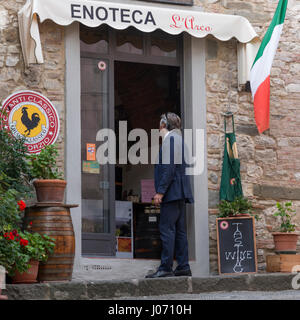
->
xmin=0 ymin=90 xmax=60 ymax=154
xmin=141 ymin=179 xmax=156 ymax=203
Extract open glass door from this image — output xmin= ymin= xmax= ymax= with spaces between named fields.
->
xmin=80 ymin=56 xmax=115 ymax=256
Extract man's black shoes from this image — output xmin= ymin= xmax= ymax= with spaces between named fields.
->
xmin=145 ymin=269 xmax=192 ymax=278
xmin=174 ymin=269 xmax=192 ymax=277
xmin=145 ymin=270 xmax=174 ymax=278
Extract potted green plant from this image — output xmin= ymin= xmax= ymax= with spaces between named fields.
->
xmin=0 ymin=124 xmax=32 ymax=287
xmin=0 ymin=196 xmax=55 ymax=284
xmin=28 ymin=144 xmax=66 ymax=203
xmin=0 ymin=122 xmax=43 ymax=285
xmin=0 ymin=189 xmax=31 ymax=280
xmin=11 ymin=229 xmax=55 ymax=284
xmin=217 ymin=196 xmax=253 ymax=218
xmin=0 ymin=228 xmax=31 ymax=279
xmin=272 ymin=202 xmax=298 ymax=253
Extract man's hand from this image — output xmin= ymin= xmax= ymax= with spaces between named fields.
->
xmin=153 ymin=193 xmax=164 ymax=206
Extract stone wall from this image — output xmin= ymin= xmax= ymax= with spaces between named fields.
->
xmin=199 ymin=0 xmax=300 ymax=272
xmin=0 ymin=0 xmax=65 ymax=173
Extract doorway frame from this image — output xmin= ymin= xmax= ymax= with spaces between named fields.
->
xmin=79 ymin=25 xmax=184 ymax=257
xmin=65 ymin=22 xmax=209 ymax=276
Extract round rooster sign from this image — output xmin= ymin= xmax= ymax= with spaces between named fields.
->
xmin=1 ymin=91 xmax=60 ymax=154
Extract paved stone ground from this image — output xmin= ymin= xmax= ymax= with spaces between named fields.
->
xmin=113 ymin=290 xmax=300 ymax=300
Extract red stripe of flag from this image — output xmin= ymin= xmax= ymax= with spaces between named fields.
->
xmin=253 ymin=75 xmax=270 ymax=134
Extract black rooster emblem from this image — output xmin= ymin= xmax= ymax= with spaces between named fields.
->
xmin=21 ymin=107 xmax=41 ymax=136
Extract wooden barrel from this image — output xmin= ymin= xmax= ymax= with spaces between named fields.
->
xmin=24 ymin=204 xmax=76 ymax=282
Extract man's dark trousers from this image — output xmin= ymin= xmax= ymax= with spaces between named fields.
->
xmin=158 ymin=199 xmax=189 ymax=272
xmin=154 ymin=131 xmax=193 ymax=273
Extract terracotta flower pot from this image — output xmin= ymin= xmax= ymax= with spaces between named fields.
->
xmin=272 ymin=232 xmax=299 ymax=253
xmin=33 ymin=179 xmax=67 ymax=203
xmin=12 ymin=260 xmax=39 ymax=284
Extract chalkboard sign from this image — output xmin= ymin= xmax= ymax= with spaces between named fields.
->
xmin=216 ymin=216 xmax=257 ymax=275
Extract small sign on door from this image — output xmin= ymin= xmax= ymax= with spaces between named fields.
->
xmin=82 ymin=161 xmax=100 ymax=174
xmin=98 ymin=61 xmax=106 ymax=71
xmin=86 ymin=143 xmax=96 ymax=161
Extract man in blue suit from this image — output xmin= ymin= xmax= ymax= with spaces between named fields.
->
xmin=146 ymin=112 xmax=194 ymax=278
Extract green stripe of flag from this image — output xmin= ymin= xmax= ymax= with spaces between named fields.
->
xmin=252 ymin=0 xmax=288 ymax=67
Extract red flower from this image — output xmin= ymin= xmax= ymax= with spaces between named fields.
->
xmin=17 ymin=200 xmax=26 ymax=211
xmin=29 ymin=222 xmax=33 ymax=226
xmin=8 ymin=233 xmax=14 ymax=241
xmin=20 ymin=239 xmax=29 ymax=246
xmin=3 ymin=233 xmax=8 ymax=238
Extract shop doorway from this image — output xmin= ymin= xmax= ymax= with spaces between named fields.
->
xmin=80 ymin=25 xmax=182 ymax=257
xmin=114 ymin=61 xmax=181 ymax=259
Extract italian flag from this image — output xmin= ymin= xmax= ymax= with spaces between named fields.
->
xmin=250 ymin=0 xmax=288 ymax=134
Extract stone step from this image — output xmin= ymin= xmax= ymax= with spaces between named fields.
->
xmin=3 ymin=273 xmax=298 ymax=300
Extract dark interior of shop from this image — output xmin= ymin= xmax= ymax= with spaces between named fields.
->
xmin=80 ymin=23 xmax=183 ymax=257
xmin=114 ymin=61 xmax=181 ymax=258
xmin=114 ymin=61 xmax=180 ymax=200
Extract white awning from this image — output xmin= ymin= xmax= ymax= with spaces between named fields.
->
xmin=18 ymin=0 xmax=258 ymax=66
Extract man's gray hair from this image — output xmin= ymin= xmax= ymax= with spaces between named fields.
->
xmin=160 ymin=112 xmax=181 ymax=131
